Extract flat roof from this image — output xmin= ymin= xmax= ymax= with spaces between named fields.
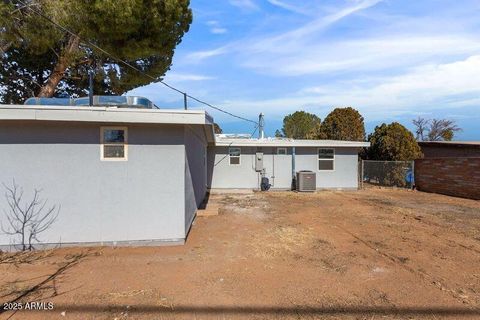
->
xmin=0 ymin=105 xmax=214 ymax=126
xmin=215 ymin=136 xmax=370 ymax=148
xmin=419 ymin=141 xmax=480 ymax=148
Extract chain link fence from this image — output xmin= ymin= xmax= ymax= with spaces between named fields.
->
xmin=360 ymin=160 xmax=414 ymax=189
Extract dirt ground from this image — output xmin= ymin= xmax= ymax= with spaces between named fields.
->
xmin=1 ymin=189 xmax=480 ymax=320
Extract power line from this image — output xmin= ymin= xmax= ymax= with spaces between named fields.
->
xmin=15 ymin=0 xmax=258 ymax=125
xmin=250 ymin=123 xmax=259 ymax=138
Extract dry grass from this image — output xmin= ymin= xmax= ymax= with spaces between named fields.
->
xmin=250 ymin=226 xmax=314 ymax=259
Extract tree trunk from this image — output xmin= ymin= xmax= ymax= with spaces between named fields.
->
xmin=0 ymin=41 xmax=12 ymax=56
xmin=38 ymin=35 xmax=80 ymax=98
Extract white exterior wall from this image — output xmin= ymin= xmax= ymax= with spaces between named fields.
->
xmin=209 ymin=146 xmax=360 ymax=190
xmin=295 ymin=147 xmax=359 ymax=189
xmin=184 ymin=125 xmax=208 ymax=234
xmin=0 ymin=121 xmax=201 ymax=249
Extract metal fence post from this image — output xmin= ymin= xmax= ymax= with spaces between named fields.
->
xmin=361 ymin=160 xmax=364 ymax=190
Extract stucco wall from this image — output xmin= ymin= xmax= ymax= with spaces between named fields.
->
xmin=295 ymin=147 xmax=360 ymax=189
xmin=209 ymin=146 xmax=360 ymax=189
xmin=0 ymin=121 xmax=188 ymax=248
xmin=184 ymin=125 xmax=208 ymax=234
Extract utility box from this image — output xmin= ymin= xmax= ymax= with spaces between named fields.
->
xmin=255 ymin=152 xmax=264 ymax=172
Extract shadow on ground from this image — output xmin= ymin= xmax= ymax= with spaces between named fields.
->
xmin=0 ymin=249 xmax=95 ymax=316
xmin=7 ymin=304 xmax=480 ymax=316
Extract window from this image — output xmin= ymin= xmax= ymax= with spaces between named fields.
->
xmin=101 ymin=127 xmax=128 ymax=161
xmin=229 ymin=147 xmax=241 ymax=165
xmin=318 ymin=148 xmax=334 ymax=171
xmin=277 ymin=148 xmax=287 ymax=155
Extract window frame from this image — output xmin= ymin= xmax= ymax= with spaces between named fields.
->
xmin=100 ymin=126 xmax=128 ymax=161
xmin=318 ymin=148 xmax=335 ymax=171
xmin=277 ymin=147 xmax=288 ymax=155
xmin=229 ymin=147 xmax=241 ymax=166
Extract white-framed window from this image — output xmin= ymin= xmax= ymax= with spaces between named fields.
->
xmin=101 ymin=127 xmax=128 ymax=161
xmin=229 ymin=147 xmax=241 ymax=165
xmin=318 ymin=148 xmax=334 ymax=171
xmin=277 ymin=147 xmax=287 ymax=155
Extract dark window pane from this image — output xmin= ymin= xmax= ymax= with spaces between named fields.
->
xmin=319 ymin=160 xmax=334 ymax=170
xmin=104 ymin=130 xmax=125 ymax=143
xmin=230 ymin=157 xmax=240 ymax=165
xmin=104 ymin=145 xmax=125 ymax=158
xmin=229 ymin=148 xmax=241 ymax=157
xmin=318 ymin=148 xmax=334 ymax=159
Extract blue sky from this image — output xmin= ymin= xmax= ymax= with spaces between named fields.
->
xmin=130 ymin=0 xmax=480 ymax=140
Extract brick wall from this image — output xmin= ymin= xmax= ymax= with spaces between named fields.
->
xmin=420 ymin=145 xmax=480 ymax=158
xmin=415 ymin=158 xmax=480 ymax=200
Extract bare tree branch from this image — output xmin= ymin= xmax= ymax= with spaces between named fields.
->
xmin=427 ymin=119 xmax=462 ymax=141
xmin=412 ymin=117 xmax=430 ymax=141
xmin=412 ymin=117 xmax=462 ymax=141
xmin=1 ymin=180 xmax=60 ymax=251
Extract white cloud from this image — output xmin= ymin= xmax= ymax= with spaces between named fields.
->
xmin=206 ymin=20 xmax=219 ymax=26
xmin=265 ymin=0 xmax=383 ymax=43
xmin=242 ymin=35 xmax=480 ymax=76
xmin=164 ymin=73 xmax=215 ymax=82
xmin=184 ymin=46 xmax=230 ymax=63
xmin=266 ymin=0 xmax=311 ymax=15
xmin=211 ymin=28 xmax=228 ymax=34
xmin=229 ymin=0 xmax=258 ymax=11
xmin=150 ymin=0 xmax=480 ymax=132
xmin=217 ymin=56 xmax=480 ymax=122
xmin=185 ymin=0 xmax=384 ymax=63
xmin=205 ymin=20 xmax=228 ymax=34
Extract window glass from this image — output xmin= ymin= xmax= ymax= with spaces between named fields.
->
xmin=318 ymin=148 xmax=334 ymax=170
xmin=229 ymin=148 xmax=241 ymax=157
xmin=102 ymin=127 xmax=127 ymax=160
xmin=319 ymin=160 xmax=334 ymax=171
xmin=318 ymin=148 xmax=334 ymax=159
xmin=229 ymin=147 xmax=241 ymax=165
xmin=104 ymin=145 xmax=125 ymax=158
xmin=277 ymin=148 xmax=287 ymax=155
xmin=104 ymin=130 xmax=125 ymax=143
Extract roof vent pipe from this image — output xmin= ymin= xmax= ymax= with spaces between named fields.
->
xmin=259 ymin=113 xmax=265 ymax=139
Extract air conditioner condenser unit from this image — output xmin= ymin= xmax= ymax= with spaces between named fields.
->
xmin=296 ymin=171 xmax=316 ymax=192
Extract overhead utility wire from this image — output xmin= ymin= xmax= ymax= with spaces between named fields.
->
xmin=250 ymin=123 xmax=259 ymax=138
xmin=16 ymin=0 xmax=258 ymax=125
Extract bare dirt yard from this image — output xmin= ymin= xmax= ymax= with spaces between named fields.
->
xmin=1 ymin=189 xmax=480 ymax=319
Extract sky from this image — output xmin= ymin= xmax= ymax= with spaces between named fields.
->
xmin=129 ymin=0 xmax=480 ymax=140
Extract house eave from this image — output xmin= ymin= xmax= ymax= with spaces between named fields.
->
xmin=215 ymin=138 xmax=370 ymax=148
xmin=0 ymin=105 xmax=214 ymax=126
xmin=0 ymin=104 xmax=216 ymax=145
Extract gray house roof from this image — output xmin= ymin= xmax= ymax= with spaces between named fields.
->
xmin=215 ymin=135 xmax=370 ymax=148
xmin=418 ymin=141 xmax=480 ymax=147
xmin=0 ymin=104 xmax=216 ymax=143
xmin=0 ymin=105 xmax=371 ymax=148
xmin=0 ymin=105 xmax=213 ymax=125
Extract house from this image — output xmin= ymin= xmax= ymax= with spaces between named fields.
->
xmin=419 ymin=141 xmax=480 ymax=158
xmin=208 ymin=135 xmax=369 ymax=190
xmin=0 ymin=99 xmax=368 ymax=249
xmin=0 ymin=102 xmax=214 ymax=249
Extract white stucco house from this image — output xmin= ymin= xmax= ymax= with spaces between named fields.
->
xmin=0 ymin=98 xmax=369 ymax=249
